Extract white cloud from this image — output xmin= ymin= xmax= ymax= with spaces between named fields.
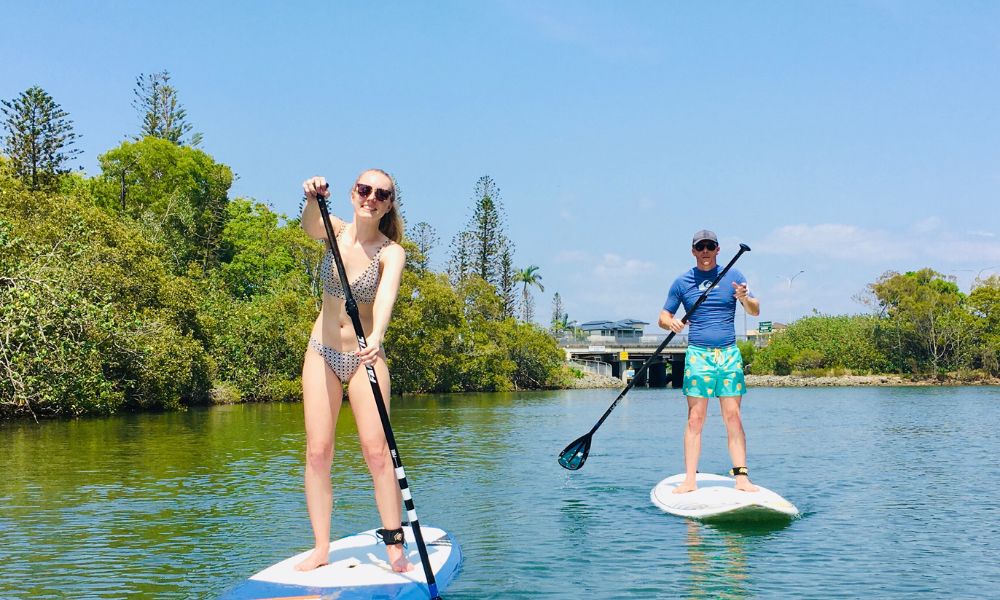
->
xmin=756 ymin=221 xmax=1000 ymax=264
xmin=554 ymin=249 xmax=589 ymax=263
xmin=592 ymin=253 xmax=657 ymax=278
xmin=912 ymin=216 xmax=943 ymax=234
xmin=755 ymin=223 xmax=913 ymax=261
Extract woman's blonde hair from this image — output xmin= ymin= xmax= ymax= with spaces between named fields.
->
xmin=355 ymin=168 xmax=404 ymax=243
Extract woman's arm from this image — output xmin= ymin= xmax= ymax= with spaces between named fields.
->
xmin=301 ymin=176 xmax=344 ymax=240
xmin=357 ymin=243 xmax=406 ymax=364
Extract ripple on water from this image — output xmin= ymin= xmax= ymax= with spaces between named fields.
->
xmin=2 ymin=388 xmax=1000 ymax=598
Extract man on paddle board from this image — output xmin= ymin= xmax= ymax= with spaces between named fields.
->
xmin=659 ymin=230 xmax=760 ymax=494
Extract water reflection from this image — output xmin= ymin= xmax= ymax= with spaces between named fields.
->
xmin=684 ymin=519 xmax=748 ymax=599
xmin=683 ymin=516 xmax=795 ymax=598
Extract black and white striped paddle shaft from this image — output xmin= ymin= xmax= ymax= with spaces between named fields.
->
xmin=557 ymin=243 xmax=751 ymax=471
xmin=315 ymin=191 xmax=441 ymax=599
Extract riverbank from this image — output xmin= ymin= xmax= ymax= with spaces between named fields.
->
xmin=746 ymin=373 xmax=1000 ymax=387
xmin=560 ymin=372 xmax=1000 ymax=391
xmin=561 ymin=370 xmax=623 ymax=389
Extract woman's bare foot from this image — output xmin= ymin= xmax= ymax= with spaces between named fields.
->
xmin=386 ymin=544 xmax=414 ymax=573
xmin=294 ymin=546 xmax=330 ymax=571
xmin=734 ymin=475 xmax=759 ymax=492
xmin=672 ymin=479 xmax=698 ymax=494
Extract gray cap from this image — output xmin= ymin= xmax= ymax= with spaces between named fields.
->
xmin=691 ymin=229 xmax=718 ymax=245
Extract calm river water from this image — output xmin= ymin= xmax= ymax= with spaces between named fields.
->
xmin=2 ymin=386 xmax=999 ymax=598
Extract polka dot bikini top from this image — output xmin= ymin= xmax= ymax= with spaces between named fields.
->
xmin=320 ymin=227 xmax=391 ymax=304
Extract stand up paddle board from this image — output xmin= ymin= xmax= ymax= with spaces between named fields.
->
xmin=651 ymin=473 xmax=799 ymax=522
xmin=221 ymin=525 xmax=461 ymax=600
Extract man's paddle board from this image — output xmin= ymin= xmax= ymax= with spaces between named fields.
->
xmin=650 ymin=473 xmax=799 ymax=522
xmin=221 ymin=525 xmax=461 ymax=600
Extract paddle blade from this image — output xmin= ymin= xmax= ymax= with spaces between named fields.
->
xmin=558 ymin=433 xmax=592 ymax=470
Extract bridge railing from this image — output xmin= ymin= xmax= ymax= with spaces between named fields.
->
xmin=568 ymin=359 xmax=613 ymax=377
xmin=555 ymin=333 xmax=750 ymax=348
xmin=555 ymin=333 xmax=687 ymax=348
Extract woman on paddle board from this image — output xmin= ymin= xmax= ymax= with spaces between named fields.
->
xmin=297 ymin=171 xmax=411 ymax=572
xmin=658 ymin=230 xmax=760 ymax=494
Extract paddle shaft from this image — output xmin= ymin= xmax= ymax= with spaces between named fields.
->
xmin=586 ymin=244 xmax=751 ymax=436
xmin=314 ymin=194 xmax=441 ymax=599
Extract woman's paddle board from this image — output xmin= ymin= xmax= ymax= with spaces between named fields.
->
xmin=221 ymin=525 xmax=461 ymax=600
xmin=650 ymin=473 xmax=799 ymax=522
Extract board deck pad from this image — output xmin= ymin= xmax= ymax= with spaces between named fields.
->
xmin=221 ymin=525 xmax=461 ymax=600
xmin=650 ymin=473 xmax=799 ymax=522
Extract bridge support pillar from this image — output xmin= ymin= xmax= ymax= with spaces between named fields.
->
xmin=669 ymin=355 xmax=685 ymax=389
xmin=648 ymin=361 xmax=668 ymax=388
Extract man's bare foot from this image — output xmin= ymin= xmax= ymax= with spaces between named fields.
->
xmin=734 ymin=476 xmax=759 ymax=492
xmin=387 ymin=544 xmax=414 ymax=573
xmin=672 ymin=480 xmax=698 ymax=494
xmin=294 ymin=546 xmax=330 ymax=571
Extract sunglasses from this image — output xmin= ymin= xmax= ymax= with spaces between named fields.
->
xmin=355 ymin=182 xmax=393 ymax=203
xmin=693 ymin=241 xmax=718 ymax=251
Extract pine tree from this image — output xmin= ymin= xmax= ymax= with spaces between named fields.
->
xmin=447 ymin=174 xmax=517 ymax=300
xmin=133 ymin=71 xmax=198 ymax=145
xmin=497 ymin=239 xmax=517 ymax=318
xmin=447 ymin=230 xmax=475 ymax=286
xmin=409 ymin=222 xmax=438 ymax=272
xmin=551 ymin=292 xmax=565 ymax=330
xmin=1 ymin=86 xmax=81 ymax=190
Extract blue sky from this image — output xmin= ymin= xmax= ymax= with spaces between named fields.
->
xmin=3 ymin=1 xmax=999 ymax=330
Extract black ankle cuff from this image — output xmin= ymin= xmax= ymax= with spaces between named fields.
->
xmin=376 ymin=527 xmax=405 ymax=546
xmin=730 ymin=466 xmax=749 ymax=477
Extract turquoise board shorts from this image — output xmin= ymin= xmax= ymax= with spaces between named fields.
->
xmin=683 ymin=344 xmax=746 ymax=398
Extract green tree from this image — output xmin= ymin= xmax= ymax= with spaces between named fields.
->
xmin=870 ymin=269 xmax=971 ymax=373
xmin=497 ymin=239 xmax=517 ymax=318
xmin=968 ymin=275 xmax=1000 ymax=374
xmin=1 ymin=86 xmax=81 ymax=190
xmin=447 ymin=175 xmax=516 ymax=304
xmin=98 ymin=138 xmax=232 ymax=271
xmin=0 ymin=183 xmax=213 ymax=418
xmin=133 ymin=71 xmax=199 ymax=145
xmin=408 ymin=221 xmax=438 ymax=272
xmin=754 ymin=314 xmax=892 ymax=375
xmin=218 ymin=199 xmax=319 ymax=299
xmin=446 ymin=230 xmax=475 ymax=285
xmin=551 ymin=292 xmax=566 ymax=331
xmin=514 ymin=265 xmax=544 ymax=323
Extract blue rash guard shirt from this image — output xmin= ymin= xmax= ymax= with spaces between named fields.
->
xmin=663 ymin=266 xmax=752 ymax=348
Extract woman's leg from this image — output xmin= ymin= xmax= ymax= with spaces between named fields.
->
xmin=347 ymin=358 xmax=413 ymax=572
xmin=295 ymin=347 xmax=344 ymax=571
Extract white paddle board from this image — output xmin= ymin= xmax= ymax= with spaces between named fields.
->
xmin=650 ymin=473 xmax=799 ymax=522
xmin=221 ymin=525 xmax=461 ymax=599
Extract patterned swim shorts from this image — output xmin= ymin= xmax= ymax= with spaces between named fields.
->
xmin=683 ymin=344 xmax=746 ymax=398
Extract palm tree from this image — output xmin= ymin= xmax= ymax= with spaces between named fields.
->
xmin=514 ymin=265 xmax=544 ymax=322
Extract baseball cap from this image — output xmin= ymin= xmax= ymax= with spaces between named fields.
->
xmin=691 ymin=230 xmax=718 ymax=246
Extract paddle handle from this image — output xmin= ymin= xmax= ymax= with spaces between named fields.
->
xmin=314 ymin=191 xmax=441 ymax=599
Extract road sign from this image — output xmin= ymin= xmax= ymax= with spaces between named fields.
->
xmin=620 ymin=351 xmax=629 ymax=360
xmin=758 ymin=321 xmax=773 ymax=333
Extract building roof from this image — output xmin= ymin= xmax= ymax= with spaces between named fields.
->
xmin=579 ymin=318 xmax=649 ymax=331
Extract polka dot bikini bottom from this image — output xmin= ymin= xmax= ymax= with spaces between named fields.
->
xmin=309 ymin=337 xmax=363 ymax=382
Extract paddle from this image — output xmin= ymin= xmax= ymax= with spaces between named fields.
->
xmin=557 ymin=243 xmax=751 ymax=470
xmin=315 ymin=189 xmax=442 ymax=599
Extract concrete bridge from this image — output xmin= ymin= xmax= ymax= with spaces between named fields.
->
xmin=558 ymin=334 xmax=690 ymax=388
xmin=558 ymin=333 xmax=753 ymax=388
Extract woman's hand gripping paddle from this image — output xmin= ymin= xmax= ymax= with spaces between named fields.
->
xmin=557 ymin=243 xmax=751 ymax=470
xmin=314 ymin=185 xmax=443 ymax=599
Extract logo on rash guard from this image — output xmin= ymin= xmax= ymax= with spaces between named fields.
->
xmin=698 ymin=280 xmax=714 ymax=292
